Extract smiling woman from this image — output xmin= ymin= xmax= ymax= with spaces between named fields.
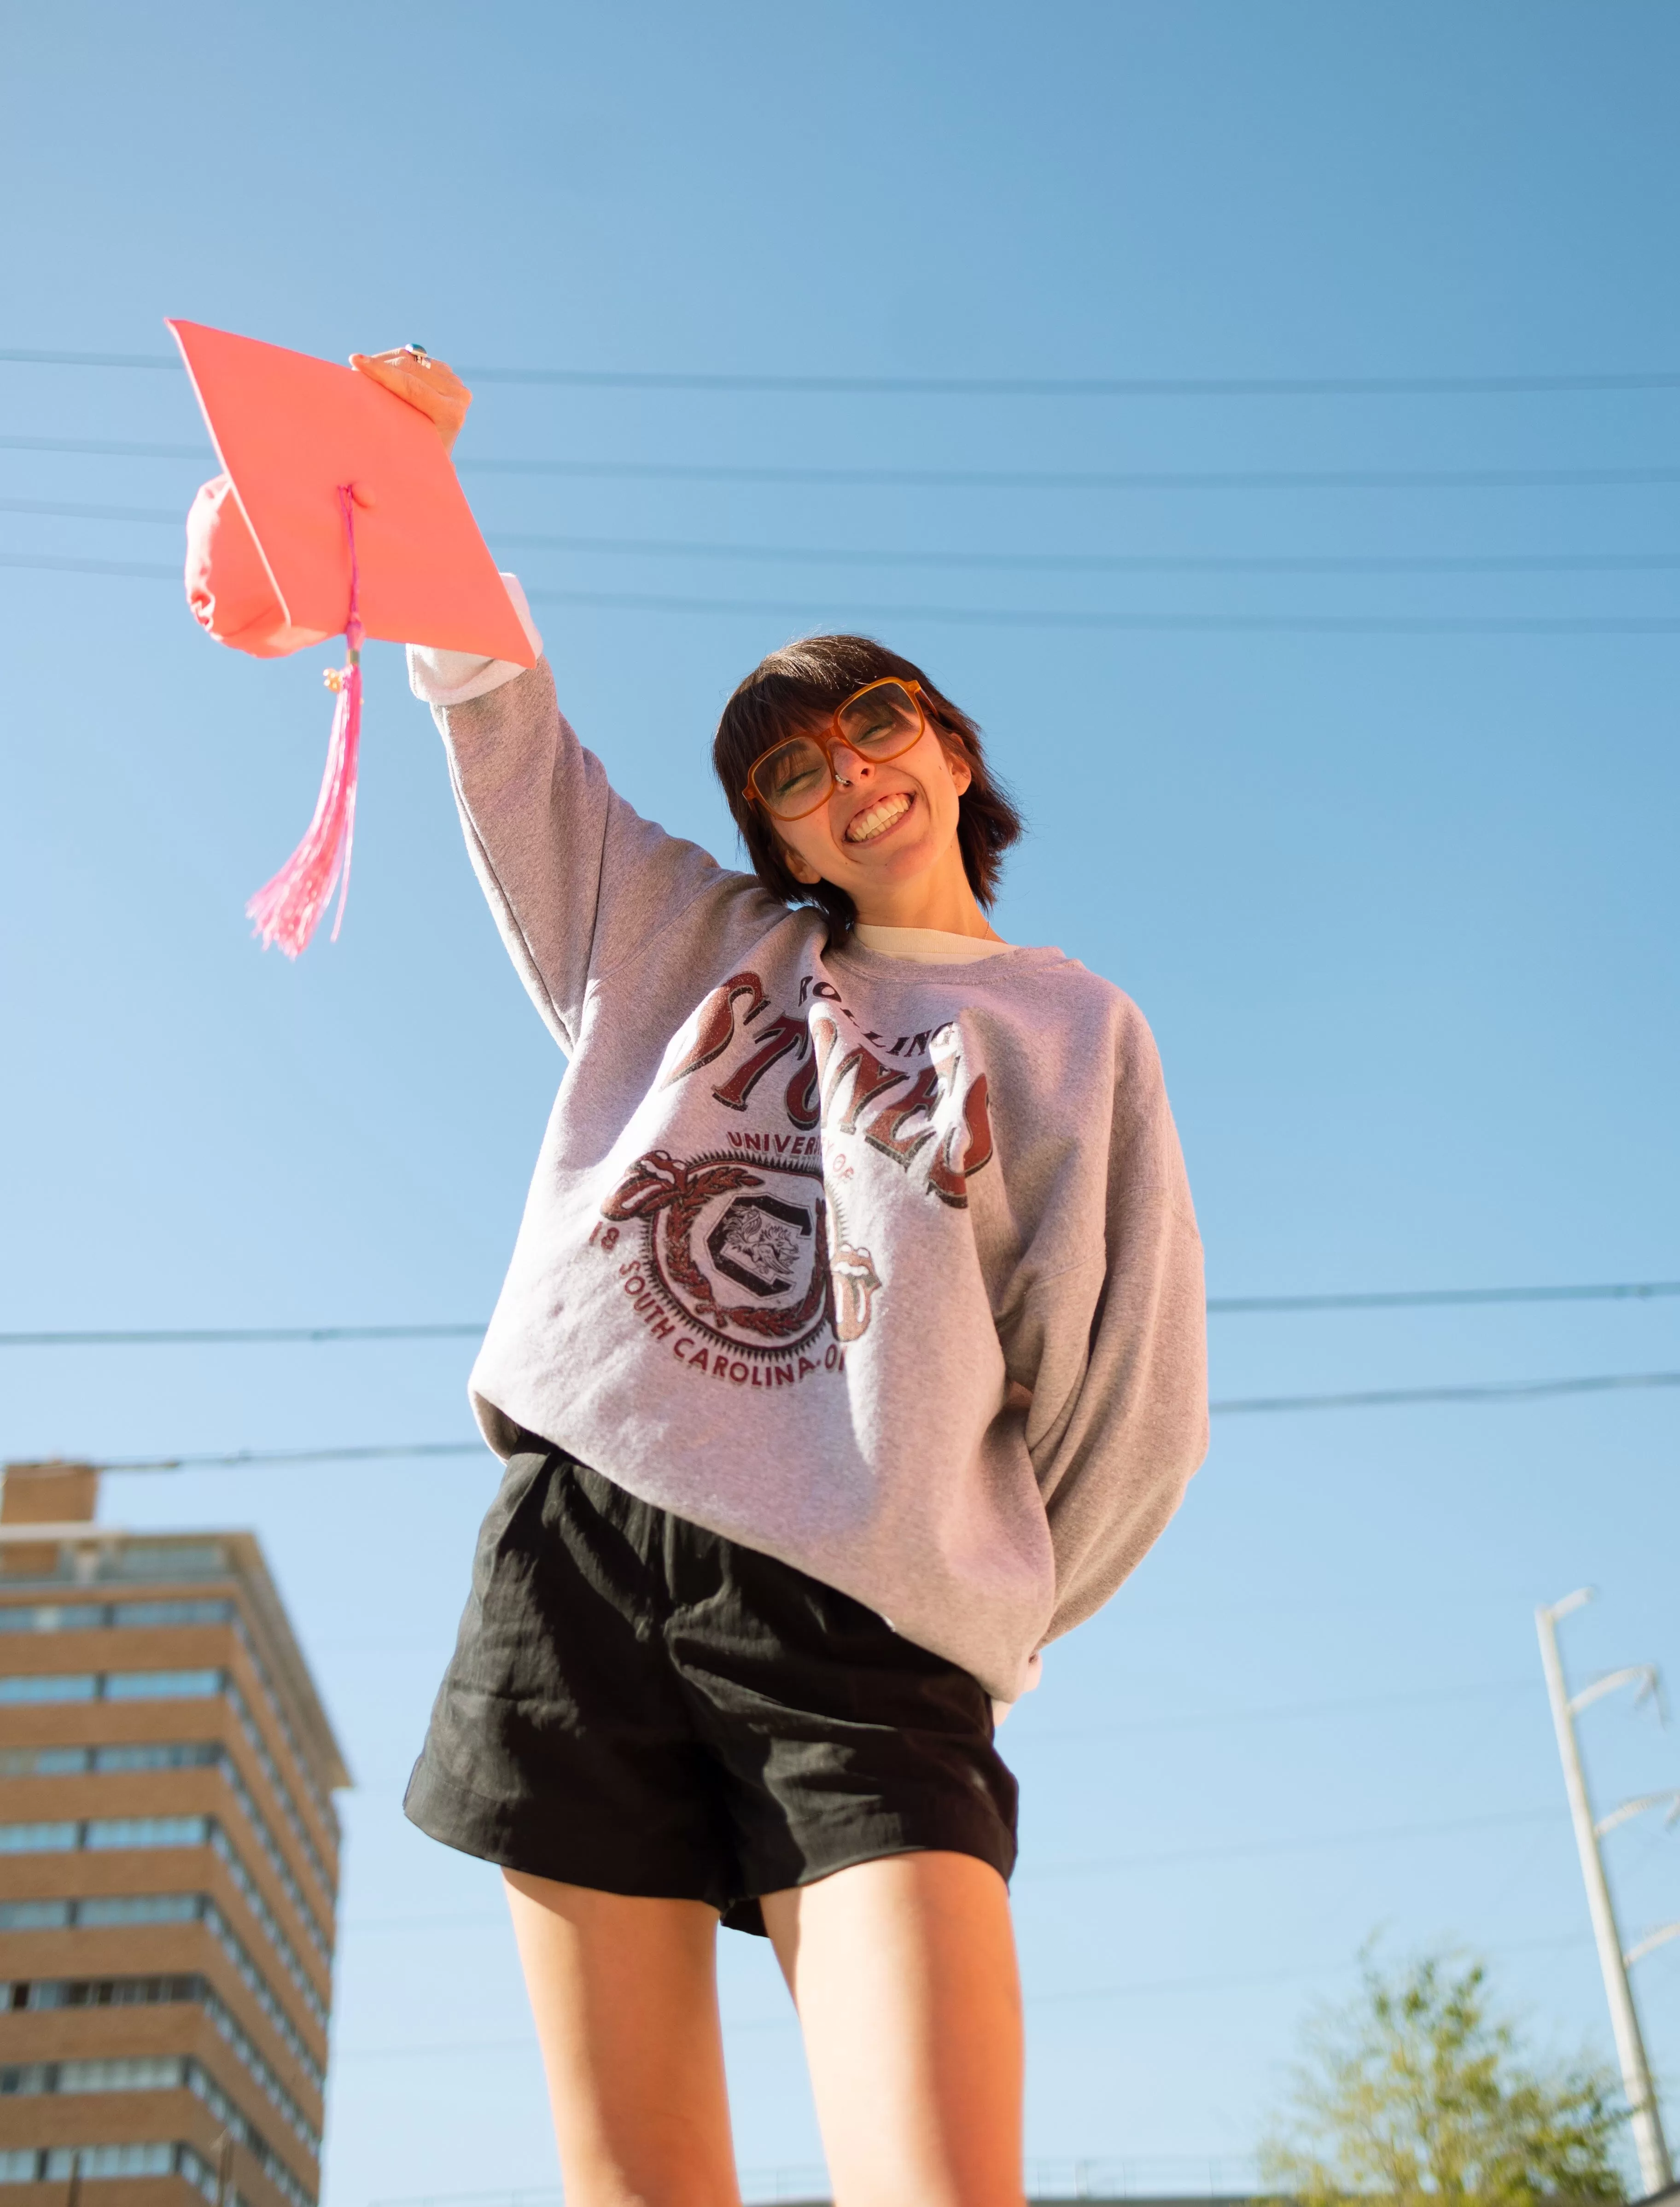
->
xmin=711 ymin=635 xmax=1024 ymax=943
xmin=191 ymin=346 xmax=1216 ymax=2207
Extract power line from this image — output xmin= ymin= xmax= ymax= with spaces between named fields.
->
xmin=1209 ymin=1279 xmax=1680 ymax=1312
xmin=6 ymin=344 xmax=1680 ymax=397
xmin=335 ymin=1930 xmax=1600 ymax=2058
xmin=94 ymin=1441 xmax=488 ymax=1471
xmin=0 ymin=436 xmax=206 ymax=460
xmin=1016 ymin=1678 xmax=1541 ymax=1746
xmin=468 ymin=368 xmax=1680 ymax=400
xmin=0 ymin=552 xmax=178 ymax=580
xmin=520 ymin=589 xmax=1680 ymax=636
xmin=66 ymin=1369 xmax=1680 ymax=1470
xmin=6 ymin=1281 xmax=1675 ymax=1349
xmin=372 ymin=2163 xmax=1262 ymax=2207
xmin=467 ymin=458 xmax=1680 ymax=495
xmin=500 ymin=538 xmax=1680 ymax=577
xmin=0 ymin=350 xmax=188 ymax=372
xmin=1023 ymin=1803 xmax=1563 ymax=1881
xmin=7 ymin=432 xmax=1680 ymax=493
xmin=0 ymin=1323 xmax=484 ymax=1347
xmin=1210 ymin=1371 xmax=1680 ymax=1414
xmin=1026 ymin=1931 xmax=1593 ymax=2013
xmin=17 ymin=496 xmax=1680 ymax=573
xmin=326 ymin=1693 xmax=1545 ymax=1891
xmin=12 ymin=553 xmax=1678 ymax=633
xmin=339 ymin=1793 xmax=1562 ymax=1938
xmin=0 ymin=496 xmax=184 ymax=524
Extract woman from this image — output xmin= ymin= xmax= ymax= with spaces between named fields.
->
xmin=338 ymin=350 xmax=1206 ymax=2207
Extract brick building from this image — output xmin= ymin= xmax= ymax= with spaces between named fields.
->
xmin=0 ymin=1460 xmax=347 ymax=2207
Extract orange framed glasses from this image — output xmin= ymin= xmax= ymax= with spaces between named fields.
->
xmin=742 ymin=678 xmax=930 ymax=821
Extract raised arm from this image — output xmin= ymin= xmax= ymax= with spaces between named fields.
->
xmin=411 ymin=619 xmax=738 ymax=1053
xmin=348 ymin=347 xmax=746 ymax=1049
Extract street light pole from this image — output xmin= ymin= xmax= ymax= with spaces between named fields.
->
xmin=1537 ymin=1590 xmax=1673 ymax=2196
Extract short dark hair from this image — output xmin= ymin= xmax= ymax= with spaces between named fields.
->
xmin=711 ymin=634 xmax=1023 ymax=942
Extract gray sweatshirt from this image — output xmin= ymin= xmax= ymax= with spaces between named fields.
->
xmin=416 ymin=644 xmax=1208 ymax=1705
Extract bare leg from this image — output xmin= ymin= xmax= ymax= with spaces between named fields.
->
xmin=760 ymin=1852 xmax=1025 ymax=2207
xmin=502 ymin=1870 xmax=740 ymax=2207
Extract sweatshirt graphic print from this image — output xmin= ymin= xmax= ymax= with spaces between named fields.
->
xmin=600 ymin=961 xmax=995 ymax=1388
xmin=425 ymin=657 xmax=1208 ymax=1702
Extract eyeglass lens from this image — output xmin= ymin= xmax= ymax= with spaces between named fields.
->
xmin=755 ymin=683 xmax=923 ymax=818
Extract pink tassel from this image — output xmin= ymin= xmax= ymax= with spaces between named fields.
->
xmin=245 ymin=486 xmax=365 ymax=956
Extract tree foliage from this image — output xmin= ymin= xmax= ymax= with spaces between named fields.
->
xmin=1259 ymin=1948 xmax=1628 ymax=2206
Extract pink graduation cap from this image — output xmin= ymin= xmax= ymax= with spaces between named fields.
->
xmin=170 ymin=319 xmax=536 ymax=955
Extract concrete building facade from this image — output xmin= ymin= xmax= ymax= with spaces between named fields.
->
xmin=0 ymin=1461 xmax=347 ymax=2207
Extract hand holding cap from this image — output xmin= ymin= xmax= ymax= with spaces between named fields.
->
xmin=349 ymin=346 xmax=472 ymax=454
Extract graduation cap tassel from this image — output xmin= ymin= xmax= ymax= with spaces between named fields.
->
xmin=245 ymin=486 xmax=365 ymax=956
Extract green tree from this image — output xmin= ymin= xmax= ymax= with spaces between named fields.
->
xmin=1258 ymin=1948 xmax=1628 ymax=2206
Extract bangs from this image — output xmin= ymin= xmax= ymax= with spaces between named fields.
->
xmin=711 ymin=634 xmax=1023 ymax=945
xmin=712 ymin=636 xmax=953 ymax=796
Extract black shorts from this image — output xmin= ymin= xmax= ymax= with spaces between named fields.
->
xmin=404 ymin=1436 xmax=1018 ymax=1935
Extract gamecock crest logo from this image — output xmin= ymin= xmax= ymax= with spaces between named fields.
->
xmin=603 ymin=1149 xmax=881 ymax=1357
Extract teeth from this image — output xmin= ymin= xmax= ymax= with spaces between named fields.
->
xmin=845 ymin=792 xmax=912 ymax=844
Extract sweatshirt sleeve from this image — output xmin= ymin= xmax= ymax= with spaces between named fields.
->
xmin=409 ymin=596 xmax=742 ymax=1054
xmin=1025 ymin=1011 xmax=1209 ymax=1646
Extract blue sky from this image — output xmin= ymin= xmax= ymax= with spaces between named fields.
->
xmin=3 ymin=2 xmax=1679 ymax=2200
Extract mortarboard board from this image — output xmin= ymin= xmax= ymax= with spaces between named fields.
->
xmin=169 ymin=318 xmax=537 ymax=955
xmin=170 ymin=319 xmax=531 ymax=663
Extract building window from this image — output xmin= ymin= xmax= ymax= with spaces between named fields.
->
xmin=103 ymin=1668 xmax=223 ymax=1700
xmin=0 ymin=1971 xmax=321 ymax=2148
xmin=0 ymin=1605 xmax=106 ymax=1633
xmin=0 ymin=1823 xmax=77 ymax=1853
xmin=91 ymin=1741 xmax=219 ymax=1774
xmin=0 ymin=1817 xmax=326 ymax=2028
xmin=0 ymin=1746 xmax=89 ymax=1775
xmin=0 ymin=1586 xmax=338 ymax=1843
xmin=44 ymin=2143 xmax=177 ymax=2180
xmin=58 ymin=2058 xmax=188 ymax=2092
xmin=75 ymin=1894 xmax=200 ymax=1927
xmin=0 ymin=1735 xmax=332 ymax=1956
xmin=0 ymin=1598 xmax=235 ymax=1633
xmin=84 ymin=1816 xmax=210 ymax=1850
xmin=110 ymin=1600 xmax=234 ymax=1628
xmin=0 ymin=1675 xmax=95 ymax=1703
xmin=106 ymin=1543 xmax=228 ymax=1578
xmin=0 ymin=1738 xmax=334 ymax=1929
